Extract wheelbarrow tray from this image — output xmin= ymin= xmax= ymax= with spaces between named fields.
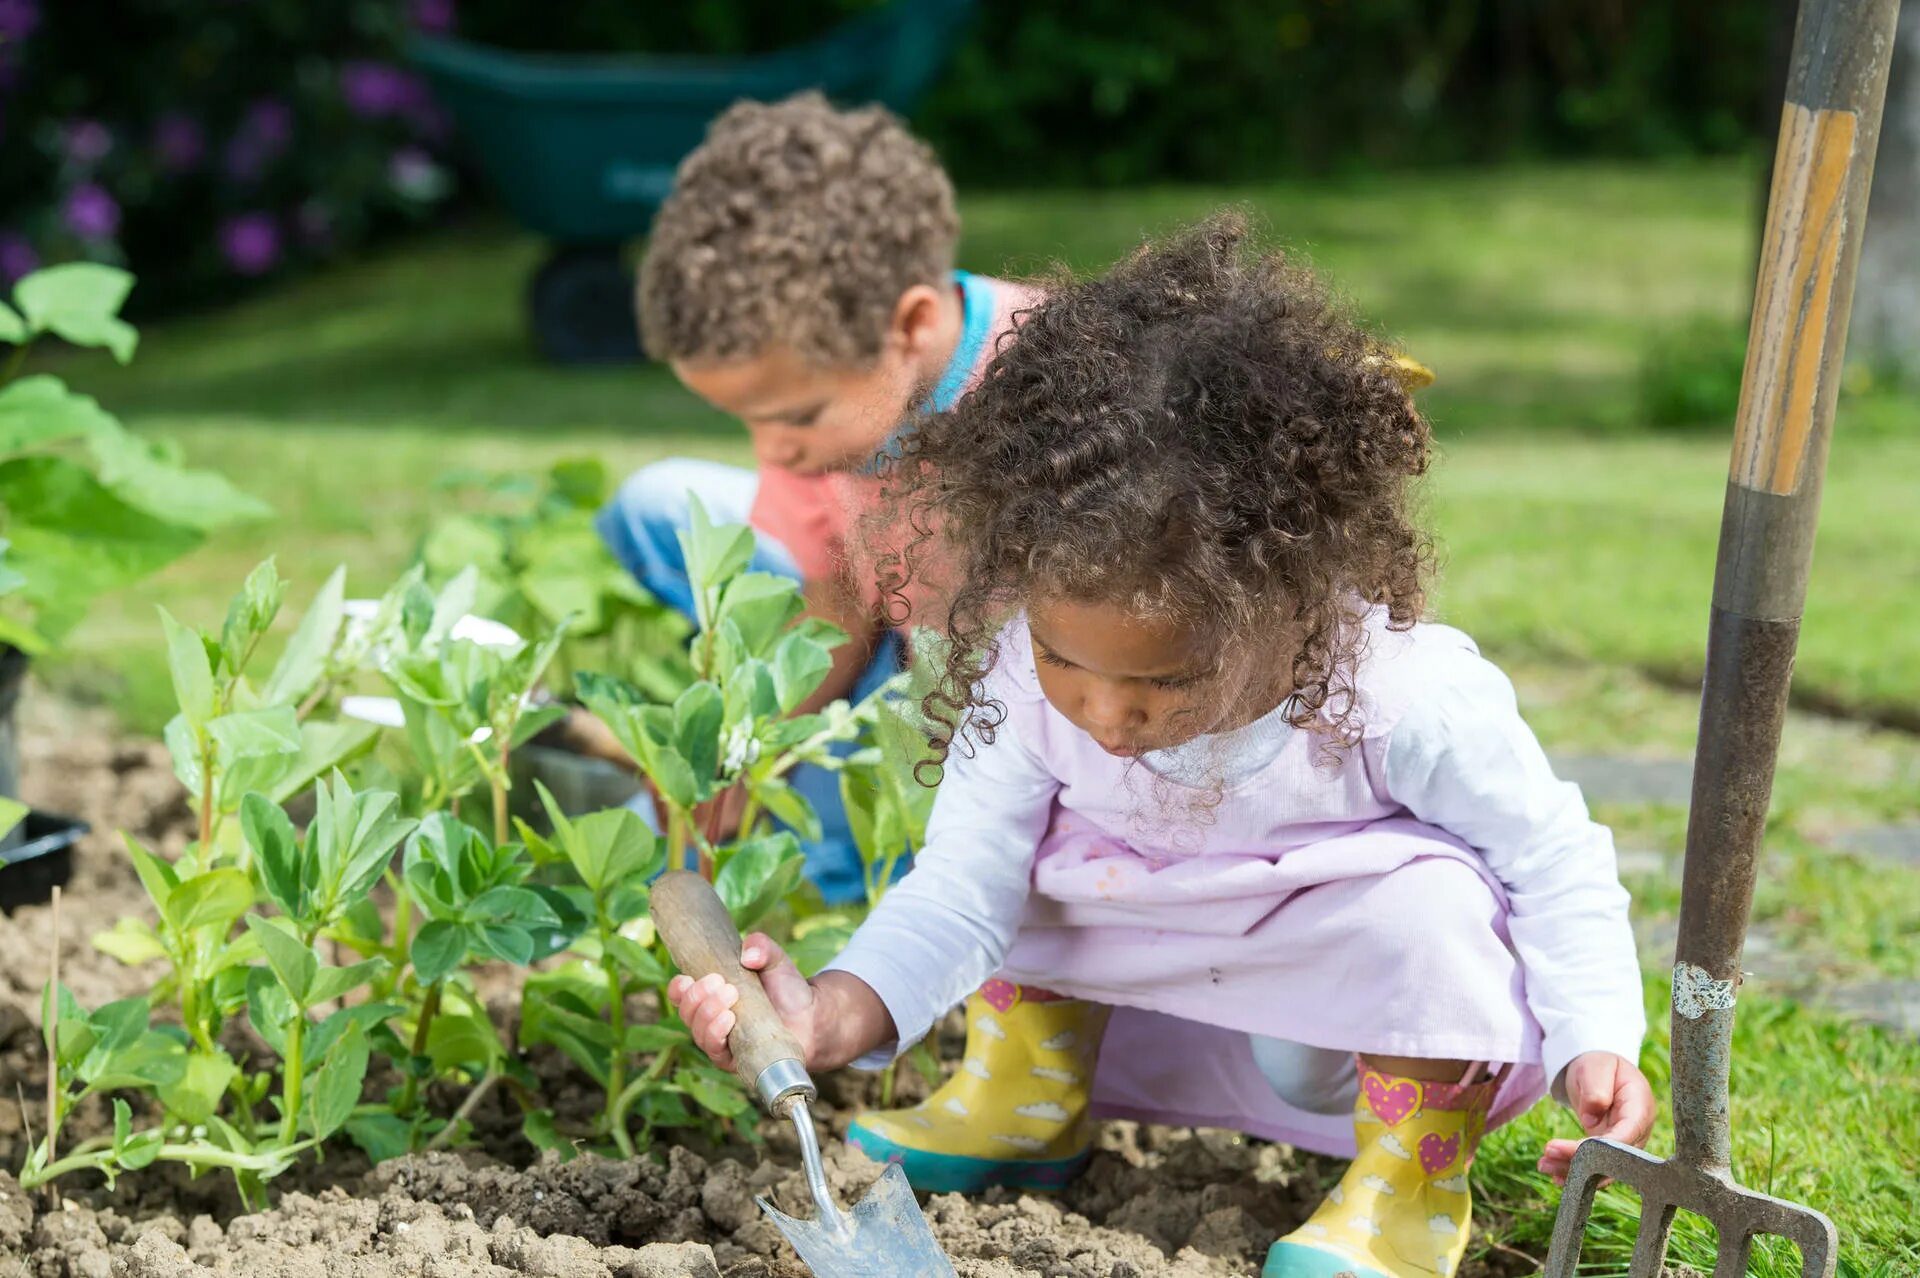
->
xmin=410 ymin=0 xmax=974 ymax=243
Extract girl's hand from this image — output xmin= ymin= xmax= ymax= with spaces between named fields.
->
xmin=667 ymin=933 xmax=822 ymax=1072
xmin=1538 ymin=1051 xmax=1657 ymax=1184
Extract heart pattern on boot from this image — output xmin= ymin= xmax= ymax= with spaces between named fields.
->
xmin=1361 ymin=1071 xmax=1422 ymax=1127
xmin=1419 ymin=1131 xmax=1461 ymax=1176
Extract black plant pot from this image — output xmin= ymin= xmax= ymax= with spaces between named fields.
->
xmin=0 ymin=645 xmax=91 ymax=912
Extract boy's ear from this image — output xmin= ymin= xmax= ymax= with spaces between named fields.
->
xmin=887 ymin=283 xmax=949 ymax=357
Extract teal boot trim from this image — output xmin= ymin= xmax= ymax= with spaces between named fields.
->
xmin=847 ymin=1116 xmax=1089 ymax=1194
xmin=1262 ymin=1239 xmax=1395 ymax=1278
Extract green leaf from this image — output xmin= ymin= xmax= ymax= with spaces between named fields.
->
xmin=262 ymin=719 xmax=382 ymax=804
xmin=243 ymin=793 xmax=305 ymax=919
xmin=552 ymin=801 xmax=661 ymax=897
xmin=307 ymin=1022 xmax=370 ymax=1139
xmin=623 ymin=1022 xmax=691 ymax=1054
xmin=89 ymin=996 xmax=149 ymax=1054
xmin=409 ymin=919 xmax=469 ymax=986
xmin=164 ymin=868 xmax=253 ymax=935
xmin=245 ymin=915 xmax=318 ymax=1005
xmin=673 ymin=1066 xmax=752 ymax=1118
xmin=86 ymin=1029 xmax=188 ymax=1091
xmin=13 ymin=264 xmax=138 ymax=361
xmin=752 ymin=777 xmax=823 ymax=843
xmin=306 ymin=958 xmax=388 ymax=1008
xmin=160 ymin=607 xmax=215 ymax=731
xmin=0 ymin=375 xmax=117 ymax=451
xmin=0 ymin=299 xmax=24 ymax=343
xmin=477 ymin=923 xmax=534 ymax=966
xmin=92 ymin=916 xmax=168 ymax=966
xmin=122 ymin=834 xmax=179 ymax=910
xmin=0 ymin=457 xmax=200 ymax=644
xmin=521 ymin=1109 xmax=579 ymax=1162
xmin=770 ymin=632 xmax=835 ymax=714
xmin=262 ymin=566 xmax=347 ymax=705
xmin=344 ymin=1111 xmax=414 ymax=1165
xmin=470 ymin=885 xmax=559 ymax=930
xmin=159 ymin=1050 xmax=238 ymax=1125
xmin=307 ymin=1001 xmax=402 ymax=1064
xmin=86 ymin=424 xmax=271 ymax=531
xmin=605 ymin=934 xmax=668 ymax=985
xmin=677 ymin=497 xmax=756 ymax=594
xmin=672 ymin=682 xmax=724 ymax=791
xmin=426 ymin=1010 xmax=503 ymax=1074
xmin=716 ymin=572 xmax=805 ymax=658
xmin=209 ymin=706 xmax=301 ymax=759
xmin=713 ymin=835 xmax=806 ymax=933
xmin=245 ymin=967 xmax=296 ymax=1056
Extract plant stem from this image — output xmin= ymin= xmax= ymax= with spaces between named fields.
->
xmin=606 ymin=1043 xmax=677 ymax=1155
xmin=21 ymin=1136 xmax=321 ymax=1188
xmin=196 ymin=732 xmax=215 ymax=853
xmin=735 ymin=796 xmax=762 ymax=841
xmin=493 ymin=738 xmax=511 ymax=846
xmin=600 ymin=940 xmax=628 ymax=1144
xmin=43 ymin=886 xmax=59 ymax=1194
xmin=424 ymin=1071 xmax=498 ymax=1152
xmin=666 ymin=807 xmax=691 ymax=877
xmin=879 ymin=1061 xmax=896 ymax=1109
xmin=278 ymin=1010 xmax=305 ymax=1145
xmin=396 ymin=980 xmax=443 ymax=1117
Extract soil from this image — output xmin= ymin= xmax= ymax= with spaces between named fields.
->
xmin=0 ymin=687 xmax=1530 ymax=1278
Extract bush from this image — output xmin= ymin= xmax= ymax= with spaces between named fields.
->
xmin=1638 ymin=315 xmax=1750 ymax=432
xmin=0 ymin=0 xmax=455 ymax=310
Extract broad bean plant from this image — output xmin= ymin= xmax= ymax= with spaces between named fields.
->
xmin=25 ymin=502 xmax=920 ymax=1203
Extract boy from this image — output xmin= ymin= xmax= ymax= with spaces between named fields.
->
xmin=592 ymin=92 xmax=1040 ymax=903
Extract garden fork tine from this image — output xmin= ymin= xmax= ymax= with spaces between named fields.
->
xmin=1543 ymin=1 xmax=1900 ymax=1275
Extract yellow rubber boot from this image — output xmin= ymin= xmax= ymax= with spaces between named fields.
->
xmin=1263 ymin=1063 xmax=1498 ymax=1278
xmin=848 ymin=980 xmax=1110 ymax=1192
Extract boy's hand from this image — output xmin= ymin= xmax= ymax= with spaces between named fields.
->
xmin=666 ymin=933 xmax=825 ymax=1072
xmin=1538 ymin=1051 xmax=1657 ymax=1183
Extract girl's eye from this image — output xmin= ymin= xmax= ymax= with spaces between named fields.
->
xmin=1149 ymin=673 xmax=1202 ymax=692
xmin=1035 ymin=647 xmax=1073 ymax=670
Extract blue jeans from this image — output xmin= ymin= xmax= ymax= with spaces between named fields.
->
xmin=597 ymin=458 xmax=904 ymax=904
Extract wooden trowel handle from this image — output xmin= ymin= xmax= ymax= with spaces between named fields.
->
xmin=650 ymin=870 xmax=814 ymax=1113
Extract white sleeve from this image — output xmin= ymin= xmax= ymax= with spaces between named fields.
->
xmin=823 ymin=706 xmax=1060 ymax=1067
xmin=1376 ymin=650 xmax=1645 ymax=1094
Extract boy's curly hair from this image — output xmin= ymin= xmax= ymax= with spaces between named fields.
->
xmin=878 ymin=212 xmax=1433 ymax=771
xmin=637 ymin=92 xmax=959 ymax=367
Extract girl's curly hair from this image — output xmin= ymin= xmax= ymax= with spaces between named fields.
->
xmin=875 ymin=212 xmax=1434 ymax=772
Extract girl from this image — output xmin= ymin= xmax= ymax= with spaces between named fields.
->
xmin=668 ymin=215 xmax=1654 ymax=1278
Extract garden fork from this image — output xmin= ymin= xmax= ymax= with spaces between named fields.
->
xmin=1544 ymin=2 xmax=1901 ymax=1276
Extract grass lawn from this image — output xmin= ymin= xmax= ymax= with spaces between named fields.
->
xmin=20 ymin=161 xmax=1920 ymax=1273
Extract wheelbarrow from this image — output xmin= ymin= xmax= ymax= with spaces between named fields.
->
xmin=1545 ymin=0 xmax=1903 ymax=1274
xmin=410 ymin=0 xmax=977 ymax=364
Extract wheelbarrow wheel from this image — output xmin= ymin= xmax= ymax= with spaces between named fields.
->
xmin=527 ymin=245 xmax=641 ymax=365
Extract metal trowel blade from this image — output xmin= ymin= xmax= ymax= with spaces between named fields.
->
xmin=756 ymin=1162 xmax=956 ymax=1278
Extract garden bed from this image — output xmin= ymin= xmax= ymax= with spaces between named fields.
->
xmin=0 ymin=692 xmax=1540 ymax=1278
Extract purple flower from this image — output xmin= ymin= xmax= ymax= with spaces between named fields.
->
xmin=340 ymin=61 xmax=428 ymax=119
xmin=62 ymin=183 xmax=120 ymax=242
xmin=63 ymin=118 xmax=113 ymax=165
xmin=0 ymin=0 xmax=39 ymax=42
xmin=152 ymin=112 xmax=206 ymax=173
xmin=410 ymin=0 xmax=455 ymax=34
xmin=0 ymin=231 xmax=37 ymax=285
xmin=219 ymin=212 xmax=280 ymax=276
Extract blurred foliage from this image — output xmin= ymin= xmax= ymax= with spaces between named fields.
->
xmin=1638 ymin=314 xmax=1751 ymax=432
xmin=458 ymin=0 xmax=1783 ymax=183
xmin=0 ymin=0 xmax=454 ymax=310
xmin=0 ymin=0 xmax=1783 ymax=304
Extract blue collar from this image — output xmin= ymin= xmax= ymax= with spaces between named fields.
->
xmin=927 ymin=270 xmax=994 ymax=412
xmin=863 ymin=271 xmax=994 ymax=474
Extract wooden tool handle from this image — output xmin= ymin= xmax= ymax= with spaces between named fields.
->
xmin=650 ymin=870 xmax=810 ymax=1107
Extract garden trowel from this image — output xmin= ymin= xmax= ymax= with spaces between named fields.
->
xmin=651 ymin=871 xmax=956 ymax=1278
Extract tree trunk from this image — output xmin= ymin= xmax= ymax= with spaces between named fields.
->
xmin=1852 ymin=0 xmax=1920 ymax=382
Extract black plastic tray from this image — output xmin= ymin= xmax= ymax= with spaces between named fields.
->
xmin=0 ymin=810 xmax=88 ymax=913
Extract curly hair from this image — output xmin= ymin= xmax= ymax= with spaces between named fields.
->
xmin=876 ymin=212 xmax=1434 ymax=773
xmin=637 ymin=92 xmax=959 ymax=367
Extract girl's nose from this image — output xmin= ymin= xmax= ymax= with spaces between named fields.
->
xmin=1082 ymin=683 xmax=1147 ymax=735
xmin=754 ymin=431 xmax=803 ymax=468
